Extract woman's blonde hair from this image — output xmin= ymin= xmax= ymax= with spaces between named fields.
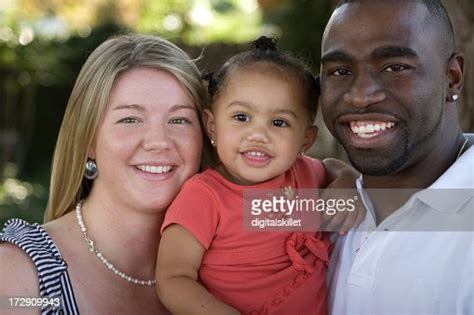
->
xmin=44 ymin=34 xmax=208 ymax=222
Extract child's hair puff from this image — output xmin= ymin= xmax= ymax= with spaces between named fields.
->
xmin=202 ymin=36 xmax=320 ymax=124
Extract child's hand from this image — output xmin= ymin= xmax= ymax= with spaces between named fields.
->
xmin=319 ymin=187 xmax=366 ymax=234
xmin=157 ymin=224 xmax=241 ymax=315
xmin=321 ymin=158 xmax=366 ymax=234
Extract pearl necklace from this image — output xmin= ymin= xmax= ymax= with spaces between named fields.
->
xmin=75 ymin=201 xmax=156 ymax=286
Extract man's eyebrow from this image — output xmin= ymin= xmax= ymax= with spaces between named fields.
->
xmin=370 ymin=46 xmax=418 ymax=60
xmin=321 ymin=51 xmax=354 ymax=64
xmin=321 ymin=47 xmax=419 ymax=64
xmin=113 ymin=104 xmax=145 ymax=111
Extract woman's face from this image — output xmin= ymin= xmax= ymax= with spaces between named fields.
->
xmin=90 ymin=67 xmax=202 ymax=212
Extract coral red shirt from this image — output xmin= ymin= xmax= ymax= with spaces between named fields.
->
xmin=162 ymin=157 xmax=330 ymax=314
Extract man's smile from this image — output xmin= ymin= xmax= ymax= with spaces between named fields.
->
xmin=349 ymin=121 xmax=396 ymax=138
xmin=336 ymin=113 xmax=401 ymax=149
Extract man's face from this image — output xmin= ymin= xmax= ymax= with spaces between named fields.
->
xmin=320 ymin=2 xmax=448 ymax=176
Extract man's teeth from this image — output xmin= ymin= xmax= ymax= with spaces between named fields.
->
xmin=351 ymin=122 xmax=395 ymax=135
xmin=137 ymin=165 xmax=172 ymax=174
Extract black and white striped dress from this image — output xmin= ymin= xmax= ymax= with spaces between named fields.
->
xmin=1 ymin=218 xmax=80 ymax=314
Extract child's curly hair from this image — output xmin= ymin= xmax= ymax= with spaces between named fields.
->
xmin=202 ymin=35 xmax=320 ymax=124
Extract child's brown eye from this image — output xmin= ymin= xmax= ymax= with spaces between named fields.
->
xmin=233 ymin=114 xmax=250 ymax=122
xmin=272 ymin=119 xmax=288 ymax=127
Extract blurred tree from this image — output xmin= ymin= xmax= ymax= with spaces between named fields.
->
xmin=137 ymin=0 xmax=262 ymax=44
xmin=259 ymin=0 xmax=332 ymax=69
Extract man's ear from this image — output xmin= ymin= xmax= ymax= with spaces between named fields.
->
xmin=301 ymin=125 xmax=319 ymax=153
xmin=202 ymin=109 xmax=216 ymax=144
xmin=446 ymin=53 xmax=464 ymax=101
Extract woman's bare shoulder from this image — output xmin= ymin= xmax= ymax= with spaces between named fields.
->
xmin=0 ymin=242 xmax=39 ymax=296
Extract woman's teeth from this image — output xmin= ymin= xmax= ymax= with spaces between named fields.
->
xmin=137 ymin=165 xmax=172 ymax=174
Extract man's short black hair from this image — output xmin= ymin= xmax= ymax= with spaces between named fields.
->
xmin=335 ymin=0 xmax=455 ymax=54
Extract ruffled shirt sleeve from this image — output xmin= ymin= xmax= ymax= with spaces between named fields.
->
xmin=294 ymin=156 xmax=328 ymax=188
xmin=161 ymin=176 xmax=220 ymax=250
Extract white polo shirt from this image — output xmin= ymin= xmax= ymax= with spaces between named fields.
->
xmin=328 ymin=146 xmax=474 ymax=315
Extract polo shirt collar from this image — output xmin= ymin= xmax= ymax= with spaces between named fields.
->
xmin=417 ymin=146 xmax=474 ymax=213
xmin=357 ymin=146 xmax=474 ymax=214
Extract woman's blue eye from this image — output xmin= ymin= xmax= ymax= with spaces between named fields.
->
xmin=169 ymin=117 xmax=191 ymax=124
xmin=272 ymin=119 xmax=289 ymax=127
xmin=233 ymin=114 xmax=250 ymax=122
xmin=119 ymin=117 xmax=139 ymax=124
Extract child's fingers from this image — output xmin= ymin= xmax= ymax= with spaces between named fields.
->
xmin=353 ymin=204 xmax=367 ymax=227
xmin=320 ymin=210 xmax=333 ymax=225
xmin=351 ymin=196 xmax=367 ymax=228
xmin=322 ymin=211 xmax=346 ymax=232
xmin=338 ymin=198 xmax=367 ymax=233
xmin=339 ymin=210 xmax=358 ymax=234
xmin=319 ymin=213 xmax=330 ymax=231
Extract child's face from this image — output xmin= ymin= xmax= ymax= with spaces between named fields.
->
xmin=204 ymin=67 xmax=317 ymax=185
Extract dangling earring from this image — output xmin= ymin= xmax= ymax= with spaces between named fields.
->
xmin=85 ymin=159 xmax=98 ymax=180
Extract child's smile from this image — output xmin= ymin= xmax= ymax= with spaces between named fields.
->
xmin=240 ymin=148 xmax=273 ymax=168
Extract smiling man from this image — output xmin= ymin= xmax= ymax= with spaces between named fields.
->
xmin=319 ymin=0 xmax=473 ymax=314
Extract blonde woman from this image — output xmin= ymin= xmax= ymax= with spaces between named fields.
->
xmin=0 ymin=34 xmax=208 ymax=314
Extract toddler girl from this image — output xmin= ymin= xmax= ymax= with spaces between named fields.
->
xmin=157 ymin=36 xmax=356 ymax=315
